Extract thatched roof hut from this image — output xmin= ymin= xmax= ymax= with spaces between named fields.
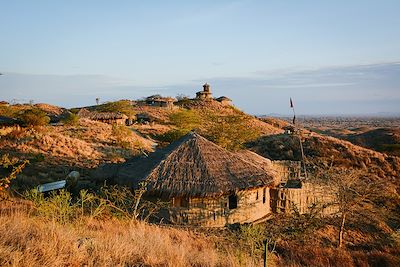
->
xmin=87 ymin=112 xmax=128 ymax=120
xmin=115 ymin=132 xmax=276 ymax=198
xmin=77 ymin=108 xmax=128 ymax=125
xmin=215 ymin=96 xmax=231 ymax=101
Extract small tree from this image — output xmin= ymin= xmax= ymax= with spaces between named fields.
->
xmin=169 ymin=109 xmax=201 ymax=130
xmin=96 ymin=97 xmax=100 ymax=105
xmin=203 ymin=114 xmax=260 ymax=151
xmin=61 ymin=112 xmax=79 ymax=126
xmin=97 ymin=100 xmax=135 ymax=117
xmin=319 ymin=168 xmax=382 ymax=248
xmin=0 ymin=154 xmax=29 ymax=198
xmin=176 ymin=94 xmax=190 ymax=101
xmin=19 ymin=108 xmax=50 ymax=126
xmin=156 ymin=110 xmax=202 ymax=143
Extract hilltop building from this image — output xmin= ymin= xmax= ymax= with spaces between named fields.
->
xmin=145 ymin=95 xmax=177 ymax=109
xmin=77 ymin=108 xmax=129 ymax=125
xmin=215 ymin=96 xmax=232 ymax=106
xmin=196 ymin=83 xmax=213 ymax=100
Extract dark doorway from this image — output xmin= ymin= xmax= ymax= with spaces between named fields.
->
xmin=228 ymin=194 xmax=238 ymax=209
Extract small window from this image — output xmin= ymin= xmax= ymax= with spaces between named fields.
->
xmin=228 ymin=194 xmax=238 ymax=209
xmin=263 ymin=188 xmax=266 ymax=204
xmin=256 ymin=190 xmax=259 ymax=200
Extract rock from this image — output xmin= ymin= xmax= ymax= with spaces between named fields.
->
xmin=66 ymin=171 xmax=80 ymax=189
xmin=67 ymin=171 xmax=80 ymax=180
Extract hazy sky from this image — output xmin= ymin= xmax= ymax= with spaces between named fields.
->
xmin=1 ymin=0 xmax=399 ymax=115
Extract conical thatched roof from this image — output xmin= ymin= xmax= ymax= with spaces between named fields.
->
xmin=114 ymin=132 xmax=276 ymax=198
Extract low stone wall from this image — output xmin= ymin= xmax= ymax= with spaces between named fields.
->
xmin=167 ymin=186 xmax=271 ymax=227
xmin=270 ymin=182 xmax=337 ymax=215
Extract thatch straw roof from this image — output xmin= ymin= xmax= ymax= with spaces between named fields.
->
xmin=215 ymin=96 xmax=232 ymax=102
xmin=146 ymin=95 xmax=176 ymax=103
xmin=88 ymin=112 xmax=128 ymax=120
xmin=78 ymin=108 xmax=128 ymax=120
xmin=114 ymin=132 xmax=276 ymax=198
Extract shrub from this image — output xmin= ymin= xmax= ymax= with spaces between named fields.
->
xmin=202 ymin=114 xmax=260 ymax=151
xmin=112 ymin=124 xmax=143 ymax=150
xmin=18 ymin=108 xmax=50 ymax=126
xmin=169 ymin=109 xmax=201 ymax=130
xmin=96 ymin=100 xmax=135 ymax=117
xmin=156 ymin=128 xmax=190 ymax=143
xmin=0 ymin=154 xmax=29 ymax=197
xmin=61 ymin=112 xmax=79 ymax=126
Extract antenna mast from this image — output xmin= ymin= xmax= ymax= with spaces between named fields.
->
xmin=290 ymin=98 xmax=307 ymax=179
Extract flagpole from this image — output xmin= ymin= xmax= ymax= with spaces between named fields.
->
xmin=290 ymin=98 xmax=307 ymax=179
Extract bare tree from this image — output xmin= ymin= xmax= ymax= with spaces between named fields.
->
xmin=319 ymin=168 xmax=382 ymax=248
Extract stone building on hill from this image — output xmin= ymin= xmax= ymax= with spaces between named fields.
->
xmin=145 ymin=95 xmax=177 ymax=109
xmin=196 ymin=83 xmax=213 ymax=100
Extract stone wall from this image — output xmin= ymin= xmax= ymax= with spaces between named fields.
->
xmin=270 ymin=182 xmax=337 ymax=215
xmin=167 ymin=186 xmax=271 ymax=227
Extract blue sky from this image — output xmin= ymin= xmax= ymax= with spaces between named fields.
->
xmin=1 ymin=0 xmax=399 ymax=115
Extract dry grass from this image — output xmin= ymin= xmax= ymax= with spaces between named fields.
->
xmin=0 ymin=119 xmax=154 ymax=168
xmin=0 ymin=209 xmax=258 ymax=266
xmin=0 ymin=199 xmax=262 ymax=267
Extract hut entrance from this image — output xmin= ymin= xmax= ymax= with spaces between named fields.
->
xmin=228 ymin=194 xmax=238 ymax=209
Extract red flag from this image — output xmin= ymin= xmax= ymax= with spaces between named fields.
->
xmin=290 ymin=98 xmax=294 ymax=108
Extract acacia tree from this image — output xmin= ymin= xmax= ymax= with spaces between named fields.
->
xmin=318 ymin=168 xmax=382 ymax=248
xmin=203 ymin=114 xmax=260 ymax=151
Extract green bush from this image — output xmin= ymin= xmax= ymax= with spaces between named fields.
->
xmin=156 ymin=129 xmax=190 ymax=143
xmin=112 ymin=124 xmax=142 ymax=150
xmin=19 ymin=108 xmax=50 ymax=126
xmin=24 ymin=184 xmax=157 ymax=222
xmin=202 ymin=114 xmax=260 ymax=151
xmin=61 ymin=112 xmax=79 ymax=126
xmin=96 ymin=100 xmax=135 ymax=117
xmin=169 ymin=109 xmax=201 ymax=130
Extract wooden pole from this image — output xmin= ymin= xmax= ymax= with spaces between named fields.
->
xmin=264 ymin=239 xmax=268 ymax=267
xmin=290 ymin=98 xmax=307 ymax=179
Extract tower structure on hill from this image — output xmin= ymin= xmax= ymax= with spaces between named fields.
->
xmin=196 ymin=83 xmax=213 ymax=99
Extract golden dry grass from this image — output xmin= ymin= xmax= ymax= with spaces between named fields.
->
xmin=0 ymin=119 xmax=154 ymax=167
xmin=0 ymin=200 xmax=259 ymax=267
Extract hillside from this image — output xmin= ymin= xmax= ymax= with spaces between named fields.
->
xmin=0 ymin=118 xmax=153 ymax=188
xmin=177 ymin=99 xmax=283 ymax=136
xmin=287 ymin=116 xmax=400 ymax=157
xmin=248 ymin=131 xmax=400 ymax=184
xmin=340 ymin=128 xmax=400 ymax=156
xmin=1 ymin=101 xmax=400 ymax=266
